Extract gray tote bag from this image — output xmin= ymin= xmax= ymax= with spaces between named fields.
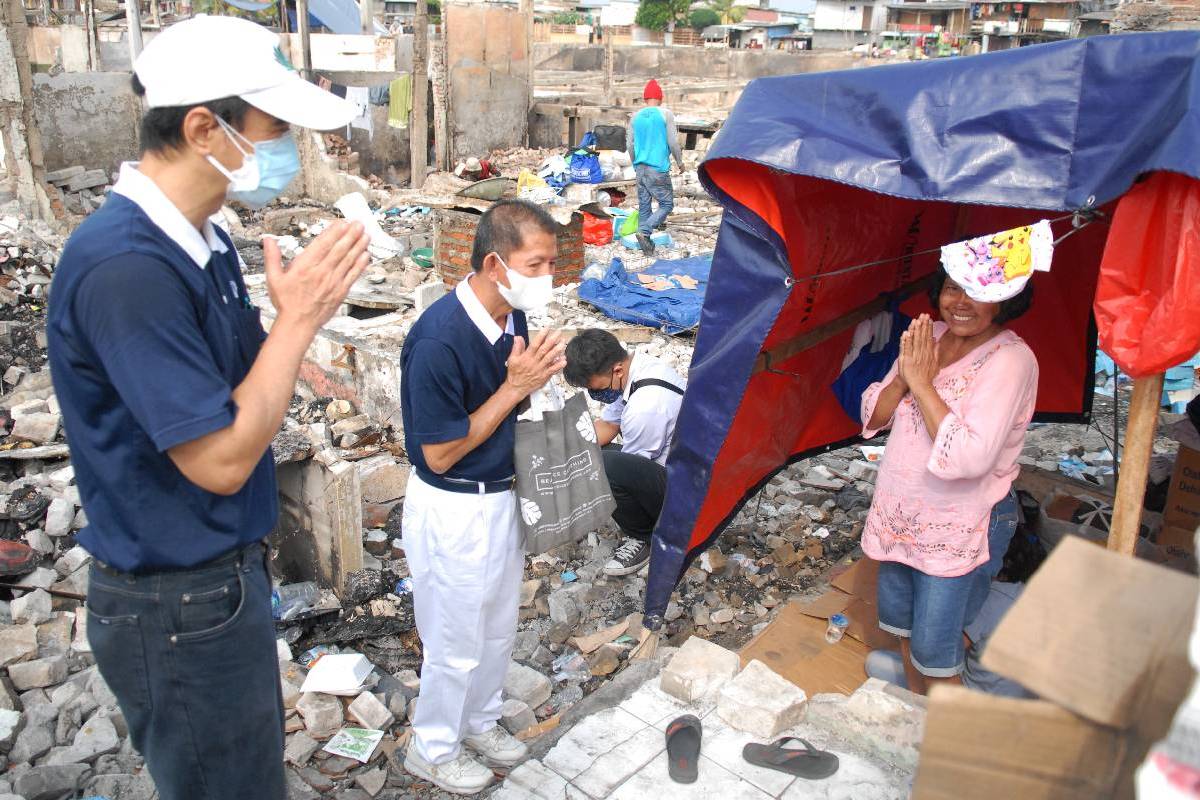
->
xmin=513 ymin=392 xmax=616 ymax=554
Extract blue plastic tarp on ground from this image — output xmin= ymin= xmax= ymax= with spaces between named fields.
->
xmin=577 ymin=255 xmax=712 ymax=335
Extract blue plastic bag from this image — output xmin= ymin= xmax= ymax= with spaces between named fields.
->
xmin=569 ymin=150 xmax=603 ymax=184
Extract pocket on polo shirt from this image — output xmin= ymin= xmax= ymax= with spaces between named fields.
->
xmin=176 ymin=575 xmax=243 ymax=638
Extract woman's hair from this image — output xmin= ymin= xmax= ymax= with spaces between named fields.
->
xmin=928 ymin=268 xmax=1034 ymax=325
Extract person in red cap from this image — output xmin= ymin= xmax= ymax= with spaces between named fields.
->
xmin=628 ymin=79 xmax=683 ymax=255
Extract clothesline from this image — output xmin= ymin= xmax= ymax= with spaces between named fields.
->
xmin=787 ymin=209 xmax=1107 ymax=286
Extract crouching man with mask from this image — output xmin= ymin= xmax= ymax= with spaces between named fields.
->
xmin=47 ymin=17 xmax=369 ymax=799
xmin=400 ymin=200 xmax=566 ymax=794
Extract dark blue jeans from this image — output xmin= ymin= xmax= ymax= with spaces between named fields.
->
xmin=636 ymin=163 xmax=674 ymax=235
xmin=86 ymin=540 xmax=286 ymax=800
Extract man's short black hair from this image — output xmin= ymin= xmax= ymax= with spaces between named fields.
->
xmin=564 ymin=329 xmax=628 ymax=387
xmin=928 ymin=267 xmax=1034 ymax=326
xmin=470 ymin=199 xmax=559 ymax=273
xmin=130 ymin=74 xmax=253 ymax=156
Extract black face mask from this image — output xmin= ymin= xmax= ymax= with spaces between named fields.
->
xmin=587 ymin=369 xmax=622 ymax=404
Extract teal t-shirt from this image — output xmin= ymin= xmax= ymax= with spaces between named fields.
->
xmin=632 ymin=106 xmax=671 ymax=173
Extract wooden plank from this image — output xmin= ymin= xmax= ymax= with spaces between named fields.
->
xmin=280 ymin=33 xmax=405 ymax=74
xmin=752 ymin=272 xmax=936 ymax=375
xmin=1108 ymin=373 xmax=1165 ymax=555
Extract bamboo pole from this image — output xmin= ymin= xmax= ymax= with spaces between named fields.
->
xmin=409 ymin=0 xmax=428 ymax=190
xmin=1107 ymin=373 xmax=1165 ymax=555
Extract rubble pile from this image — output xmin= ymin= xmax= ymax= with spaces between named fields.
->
xmin=43 ymin=166 xmax=114 ymax=218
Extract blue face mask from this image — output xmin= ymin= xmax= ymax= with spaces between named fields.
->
xmin=588 ymin=369 xmax=623 ymax=404
xmin=207 ymin=117 xmax=301 ymax=210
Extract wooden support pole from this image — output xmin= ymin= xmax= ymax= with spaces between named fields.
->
xmin=359 ymin=0 xmax=372 ymax=33
xmin=603 ymin=32 xmax=614 ymax=104
xmin=519 ymin=0 xmax=532 ymax=144
xmin=124 ymin=0 xmax=143 ymax=62
xmin=409 ymin=0 xmax=428 ymax=190
xmin=1107 ymin=373 xmax=1165 ymax=555
xmin=296 ymin=0 xmax=312 ymax=78
xmin=83 ymin=0 xmax=98 ymax=70
xmin=149 ymin=0 xmax=160 ymax=29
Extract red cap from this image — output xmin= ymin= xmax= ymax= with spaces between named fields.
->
xmin=643 ymin=79 xmax=663 ymax=101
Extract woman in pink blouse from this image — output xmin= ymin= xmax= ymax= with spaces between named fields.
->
xmin=860 ymin=268 xmax=1039 ymax=695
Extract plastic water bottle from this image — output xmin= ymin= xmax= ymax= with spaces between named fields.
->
xmin=272 ymin=581 xmax=319 ymax=621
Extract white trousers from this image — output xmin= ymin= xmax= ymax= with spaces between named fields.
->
xmin=402 ymin=471 xmax=524 ymax=764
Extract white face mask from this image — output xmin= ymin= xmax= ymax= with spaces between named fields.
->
xmin=494 ymin=253 xmax=553 ymax=313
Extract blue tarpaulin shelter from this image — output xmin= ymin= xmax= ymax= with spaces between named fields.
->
xmin=643 ymin=32 xmax=1200 ymax=623
xmin=577 ymin=255 xmax=712 ymax=335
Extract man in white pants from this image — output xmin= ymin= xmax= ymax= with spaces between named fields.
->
xmin=399 ymin=200 xmax=565 ymax=794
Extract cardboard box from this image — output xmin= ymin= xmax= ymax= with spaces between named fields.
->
xmin=1164 ymin=445 xmax=1200 ymax=533
xmin=913 ymin=536 xmax=1198 ymax=800
xmin=795 ymin=557 xmax=901 ymax=652
xmin=738 ymin=603 xmax=873 ymax=697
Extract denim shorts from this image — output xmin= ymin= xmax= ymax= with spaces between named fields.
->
xmin=876 ymin=492 xmax=1019 ymax=677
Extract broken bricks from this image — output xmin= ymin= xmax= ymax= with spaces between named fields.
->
xmin=717 ymin=659 xmax=807 ymax=738
xmin=661 ymin=637 xmax=740 ymax=703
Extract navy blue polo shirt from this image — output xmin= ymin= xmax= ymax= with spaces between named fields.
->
xmin=47 ymin=170 xmax=277 ymax=573
xmin=400 ymin=276 xmax=528 ymax=485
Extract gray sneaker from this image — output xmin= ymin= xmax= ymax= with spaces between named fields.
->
xmin=604 ymin=537 xmax=651 ymax=577
xmin=635 ymin=232 xmax=655 ymax=256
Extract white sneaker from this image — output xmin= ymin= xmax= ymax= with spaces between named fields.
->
xmin=404 ymin=747 xmax=495 ymax=795
xmin=464 ymin=724 xmax=529 ymax=767
xmin=604 ymin=537 xmax=651 ymax=577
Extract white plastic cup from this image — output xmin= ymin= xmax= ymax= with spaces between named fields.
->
xmin=825 ymin=613 xmax=849 ymax=644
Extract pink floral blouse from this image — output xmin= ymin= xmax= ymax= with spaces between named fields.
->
xmin=860 ymin=322 xmax=1039 ymax=577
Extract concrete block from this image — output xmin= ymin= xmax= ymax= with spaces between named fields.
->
xmin=71 ymin=714 xmax=120 ymax=760
xmin=500 ymin=699 xmax=537 ymax=734
xmin=273 ymin=458 xmax=363 ymax=598
xmin=295 ymin=692 xmax=344 ymax=739
xmin=0 ymin=708 xmax=22 ymax=752
xmin=43 ymin=499 xmax=75 ymax=538
xmin=804 ymin=679 xmax=925 ymax=771
xmin=660 ymin=636 xmax=740 ymax=703
xmin=285 ymin=731 xmax=321 ymax=765
xmin=55 ymin=545 xmax=91 ymax=577
xmin=355 ymin=766 xmax=387 ymax=797
xmin=24 ymin=529 xmax=53 ymax=555
xmin=357 ymin=459 xmax=408 ymax=504
xmin=331 ymin=414 xmax=371 ymax=438
xmin=10 ymin=721 xmax=54 ymax=765
xmin=11 ymin=589 xmax=53 ymax=625
xmin=64 ymin=169 xmax=108 ymax=193
xmin=12 ymin=764 xmax=89 ymax=800
xmin=10 ymin=398 xmax=49 ymax=417
xmin=16 ymin=567 xmax=57 ymax=590
xmin=413 ymin=281 xmax=447 ymax=314
xmin=0 ymin=623 xmax=39 ymax=666
xmin=45 ymin=166 xmax=85 ymax=185
xmin=10 ymin=413 xmax=60 ymax=445
xmin=8 ymin=655 xmax=69 ymax=690
xmin=716 ymin=659 xmax=807 ymax=738
xmin=347 ymin=691 xmax=394 ymax=731
xmin=503 ymin=662 xmax=552 ymax=710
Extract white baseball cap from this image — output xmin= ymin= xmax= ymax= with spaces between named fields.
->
xmin=134 ymin=15 xmax=356 ymax=131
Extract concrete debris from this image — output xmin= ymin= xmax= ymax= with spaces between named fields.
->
xmin=661 ymin=636 xmax=741 ymax=703
xmin=504 ymin=661 xmax=553 ymax=710
xmin=717 ymin=659 xmax=808 ymax=738
xmin=295 ymin=692 xmax=344 ymax=740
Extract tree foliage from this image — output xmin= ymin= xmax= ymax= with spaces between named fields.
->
xmin=635 ymin=0 xmax=692 ymax=31
xmin=706 ymin=0 xmax=746 ymax=24
xmin=689 ymin=7 xmax=721 ymax=30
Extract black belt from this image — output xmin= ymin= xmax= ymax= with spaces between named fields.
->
xmin=417 ymin=471 xmax=515 ymax=495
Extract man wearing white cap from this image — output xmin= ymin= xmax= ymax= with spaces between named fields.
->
xmin=47 ymin=16 xmax=368 ymax=799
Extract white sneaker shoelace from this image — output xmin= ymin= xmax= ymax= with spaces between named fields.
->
xmin=613 ymin=538 xmax=644 ymax=562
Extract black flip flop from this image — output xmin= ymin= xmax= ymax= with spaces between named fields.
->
xmin=665 ymin=714 xmax=702 ymax=784
xmin=743 ymin=737 xmax=840 ymax=780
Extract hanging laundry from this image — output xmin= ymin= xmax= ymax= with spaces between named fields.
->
xmin=345 ymin=86 xmax=372 ymax=135
xmin=388 ymin=73 xmax=412 ymax=129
